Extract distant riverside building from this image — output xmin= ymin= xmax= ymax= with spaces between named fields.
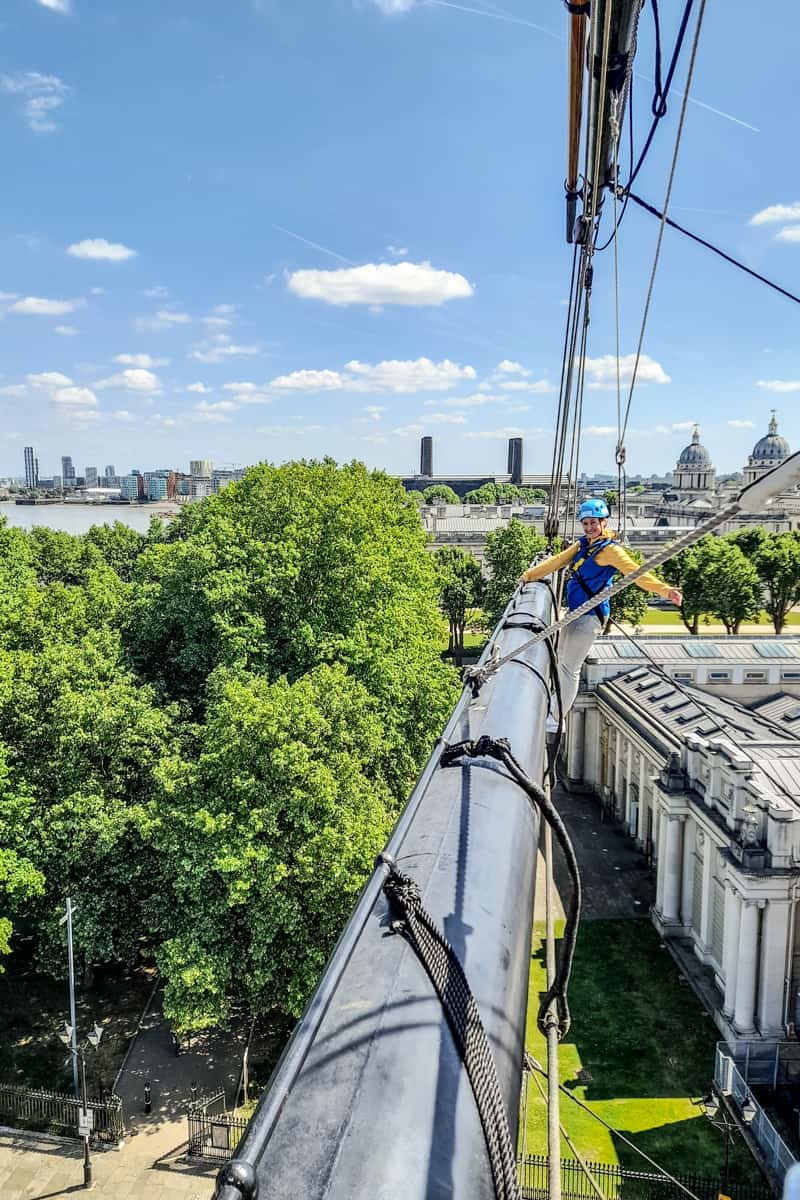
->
xmin=120 ymin=472 xmax=144 ymax=501
xmin=397 ymin=435 xmax=561 ymax=499
xmin=85 ymin=466 xmax=98 ymax=488
xmin=105 ymin=465 xmax=115 ymax=480
xmin=147 ymin=475 xmax=168 ymax=501
xmin=191 ymin=478 xmax=213 ymax=500
xmin=23 ymin=446 xmax=38 ymax=489
xmin=212 ymin=467 xmax=246 ymax=493
xmin=190 ymin=459 xmax=213 ymax=479
xmin=420 ymin=436 xmax=433 ymax=478
xmin=61 ymin=455 xmax=76 ymax=491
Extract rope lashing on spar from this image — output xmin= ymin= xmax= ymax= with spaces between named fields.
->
xmin=439 ymin=736 xmax=581 ymax=1039
xmin=378 ymin=851 xmax=522 ymax=1200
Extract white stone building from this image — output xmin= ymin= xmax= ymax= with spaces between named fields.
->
xmin=566 ymin=635 xmax=800 ymax=1044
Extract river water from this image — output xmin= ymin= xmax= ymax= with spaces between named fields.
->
xmin=0 ymin=502 xmax=180 ymax=535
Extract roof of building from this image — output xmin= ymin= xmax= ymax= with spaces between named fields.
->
xmin=749 ymin=412 xmax=791 ymax=463
xmin=589 ymin=635 xmax=800 ymax=664
xmin=749 ymin=693 xmax=800 ymax=724
xmin=676 ymin=425 xmax=712 ymax=468
xmin=598 ymin=668 xmax=800 ymax=802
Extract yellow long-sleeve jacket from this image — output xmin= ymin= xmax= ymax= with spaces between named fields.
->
xmin=521 ymin=530 xmax=672 ymax=599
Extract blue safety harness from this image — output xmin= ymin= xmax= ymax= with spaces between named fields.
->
xmin=565 ymin=535 xmax=620 ymax=622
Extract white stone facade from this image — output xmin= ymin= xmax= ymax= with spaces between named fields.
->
xmin=567 ymin=646 xmax=800 ymax=1044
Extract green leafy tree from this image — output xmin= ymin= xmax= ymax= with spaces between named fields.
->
xmin=661 ymin=546 xmax=707 ymax=635
xmin=83 ymin=521 xmax=148 ymax=581
xmin=683 ymin=538 xmax=760 ymax=635
xmin=483 ymin=519 xmax=546 ymax=627
xmin=405 ymin=489 xmax=426 ymax=506
xmin=434 ymin=547 xmax=485 ymax=665
xmin=602 ymin=490 xmax=618 ymax=516
xmin=422 ymin=484 xmax=460 ymax=504
xmin=463 ymin=484 xmax=500 ymax=504
xmin=752 ymin=531 xmax=800 ymax=633
xmin=726 ymin=526 xmax=769 ymax=561
xmin=518 ymin=487 xmax=547 ymax=503
xmin=153 ymin=664 xmax=397 ymax=1029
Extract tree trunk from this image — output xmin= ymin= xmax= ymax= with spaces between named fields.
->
xmin=453 ymin=619 xmax=464 ymax=667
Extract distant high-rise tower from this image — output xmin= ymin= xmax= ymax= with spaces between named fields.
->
xmin=24 ymin=446 xmax=38 ymax=489
xmin=85 ymin=467 xmax=99 ymax=488
xmin=61 ymin=455 xmax=76 ymax=491
xmin=420 ymin=436 xmax=433 ymax=477
xmin=507 ymin=437 xmax=523 ymax=486
xmin=105 ymin=465 xmax=115 ymax=479
xmin=190 ymin=459 xmax=213 ymax=479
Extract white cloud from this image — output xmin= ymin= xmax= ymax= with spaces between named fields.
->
xmin=363 ymin=404 xmax=386 ymax=420
xmin=0 ymin=385 xmax=28 ymax=399
xmin=113 ymin=353 xmax=168 ymax=368
xmin=498 ymin=379 xmax=555 ymax=393
xmin=728 ymin=419 xmax=756 ymax=429
xmin=143 ymin=286 xmax=168 ymax=299
xmin=584 ymin=425 xmax=617 ymax=436
xmin=192 ymin=411 xmax=232 ymax=424
xmin=190 ymin=334 xmax=259 ymax=364
xmin=54 ymin=324 xmax=79 ymax=336
xmin=494 ymin=360 xmax=530 ymax=377
xmin=222 ymin=381 xmax=258 ymax=393
xmin=53 ymin=386 xmax=97 ymax=407
xmin=1 ymin=72 xmax=69 ymax=134
xmin=426 ymin=412 xmax=467 ymax=424
xmin=203 ymin=316 xmax=233 ymax=329
xmin=267 ymin=357 xmax=475 ymax=395
xmin=66 ymin=408 xmax=100 ymax=424
xmin=465 ymin=426 xmax=528 ymax=440
xmin=749 ymin=202 xmax=800 ymax=226
xmin=195 ymin=399 xmax=238 ymax=413
xmin=96 ymin=368 xmax=160 ymax=392
xmin=90 ymin=286 xmax=105 ymax=295
xmin=258 ymin=423 xmax=323 ymax=435
xmin=756 ymin=379 xmax=800 ymax=393
xmin=287 ymin=260 xmax=473 ymax=307
xmin=269 ymin=369 xmax=344 ymax=391
xmin=187 ymin=382 xmax=211 ymax=394
xmin=392 ymin=424 xmax=425 ymax=437
xmin=113 ymin=410 xmax=134 ymax=422
xmin=37 ymin=0 xmax=71 ymax=13
xmin=11 ymin=296 xmax=81 ymax=316
xmin=67 ymin=238 xmax=137 ymax=262
xmin=777 ymin=226 xmax=800 ymax=243
xmin=386 ymin=244 xmax=409 ymax=257
xmin=26 ymin=371 xmax=72 ymax=388
xmin=582 ymin=353 xmax=671 ymax=389
xmin=135 ymin=309 xmax=191 ymax=332
xmin=369 ymin=0 xmax=417 ymax=11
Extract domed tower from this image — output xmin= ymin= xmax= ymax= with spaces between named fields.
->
xmin=673 ymin=425 xmax=715 ymax=495
xmin=743 ymin=411 xmax=791 ymax=484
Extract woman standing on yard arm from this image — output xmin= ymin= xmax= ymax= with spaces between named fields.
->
xmin=520 ymin=499 xmax=682 ymax=731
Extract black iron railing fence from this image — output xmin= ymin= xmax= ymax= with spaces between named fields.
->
xmin=187 ymin=1091 xmax=248 ymax=1162
xmin=0 ymin=1081 xmax=123 ymax=1144
xmin=518 ymin=1155 xmax=771 ymax=1200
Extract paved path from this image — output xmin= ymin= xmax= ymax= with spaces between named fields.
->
xmin=0 ymin=990 xmax=246 ymax=1200
xmin=534 ymin=782 xmax=655 ymax=925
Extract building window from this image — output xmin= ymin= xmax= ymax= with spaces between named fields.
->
xmin=743 ymin=670 xmax=767 ymax=684
xmin=707 ymin=670 xmax=732 ymax=683
xmin=673 ymin=670 xmax=695 ymax=683
xmin=780 ymin=671 xmax=800 ymax=682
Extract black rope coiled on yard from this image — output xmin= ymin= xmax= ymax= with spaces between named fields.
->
xmin=379 ymin=855 xmax=521 ymax=1200
xmin=439 ymin=736 xmax=580 ymax=1040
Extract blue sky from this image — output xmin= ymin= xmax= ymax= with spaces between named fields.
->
xmin=0 ymin=0 xmax=798 ymax=480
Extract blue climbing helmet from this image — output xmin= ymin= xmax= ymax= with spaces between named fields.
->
xmin=577 ymin=498 xmax=610 ymax=522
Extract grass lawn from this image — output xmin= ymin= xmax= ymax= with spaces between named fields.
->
xmin=522 ymin=919 xmax=765 ymax=1183
xmin=637 ymin=607 xmax=800 ymax=630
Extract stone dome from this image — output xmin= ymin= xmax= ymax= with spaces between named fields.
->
xmin=677 ymin=425 xmax=711 ymax=467
xmin=750 ymin=412 xmax=790 ymax=463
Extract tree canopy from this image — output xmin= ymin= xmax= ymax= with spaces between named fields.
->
xmin=0 ymin=461 xmax=460 ymax=1027
xmin=422 ymin=484 xmax=460 ymax=504
xmin=483 ymin=520 xmax=546 ymax=627
xmin=434 ymin=547 xmax=484 ymax=665
xmin=462 ymin=483 xmax=547 ymax=504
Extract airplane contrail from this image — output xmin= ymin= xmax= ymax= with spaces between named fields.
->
xmin=272 ymin=225 xmax=356 ymax=266
xmin=424 ymin=0 xmax=561 ymax=40
xmin=424 ymin=2 xmax=759 ymax=133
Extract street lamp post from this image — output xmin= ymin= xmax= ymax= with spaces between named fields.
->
xmin=699 ymin=1089 xmax=757 ymax=1195
xmin=60 ymin=1020 xmax=104 ymax=1189
xmin=58 ymin=898 xmax=80 ymax=1099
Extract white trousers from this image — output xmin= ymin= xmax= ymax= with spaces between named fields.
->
xmin=550 ymin=611 xmax=601 ymax=722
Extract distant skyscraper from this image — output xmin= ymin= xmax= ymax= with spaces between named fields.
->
xmin=507 ymin=437 xmax=523 ymax=486
xmin=61 ymin=455 xmax=76 ymax=491
xmin=420 ymin=437 xmax=433 ymax=477
xmin=23 ymin=446 xmax=38 ymax=489
xmin=190 ymin=459 xmax=213 ymax=478
xmin=85 ymin=467 xmax=99 ymax=488
xmin=105 ymin=465 xmax=115 ymax=479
